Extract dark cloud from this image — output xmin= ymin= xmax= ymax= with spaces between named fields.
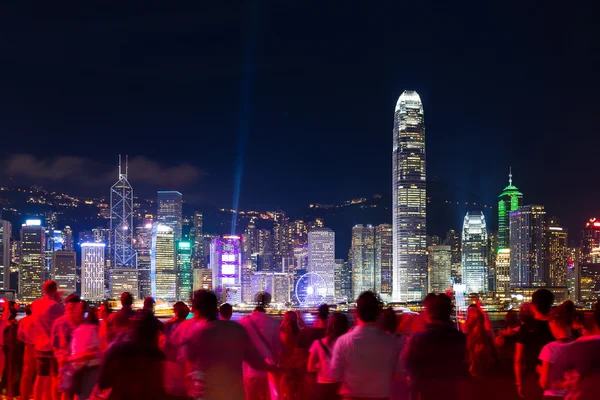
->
xmin=5 ymin=154 xmax=204 ymax=188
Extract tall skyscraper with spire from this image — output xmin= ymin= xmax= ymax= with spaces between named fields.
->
xmin=110 ymin=156 xmax=138 ymax=297
xmin=498 ymin=168 xmax=523 ymax=249
xmin=392 ymin=90 xmax=427 ymax=302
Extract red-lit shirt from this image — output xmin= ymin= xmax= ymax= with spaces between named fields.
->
xmin=17 ymin=315 xmax=35 ymax=345
xmin=31 ymin=296 xmax=65 ymax=353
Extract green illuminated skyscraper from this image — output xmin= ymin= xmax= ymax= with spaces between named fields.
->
xmin=177 ymin=241 xmax=192 ymax=301
xmin=498 ymin=168 xmax=523 ymax=249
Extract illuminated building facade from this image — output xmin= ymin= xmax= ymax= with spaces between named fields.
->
xmin=210 ymin=236 xmax=242 ymax=304
xmin=510 ymin=205 xmax=548 ymax=288
xmin=497 ymin=169 xmax=523 ymax=249
xmin=428 ymin=245 xmax=452 ymax=293
xmin=152 ymin=224 xmax=176 ymax=302
xmin=20 ymin=219 xmax=46 ymax=302
xmin=351 ymin=225 xmax=376 ymax=299
xmin=582 ymin=218 xmax=600 ymax=263
xmin=192 ymin=212 xmax=204 ymax=268
xmin=392 ymin=90 xmax=427 ymax=302
xmin=62 ymin=226 xmax=74 ymax=252
xmin=273 ymin=212 xmax=291 ymax=271
xmin=580 ymin=263 xmax=600 ymax=303
xmin=110 ymin=156 xmax=137 ymax=296
xmin=566 ymin=249 xmax=580 ymax=302
xmin=0 ymin=220 xmax=11 ymax=290
xmin=461 ymin=211 xmax=488 ymax=294
xmin=308 ymin=228 xmax=335 ymax=302
xmin=82 ymin=243 xmax=105 ymax=301
xmin=257 ymin=229 xmax=274 ymax=272
xmin=334 ymin=259 xmax=344 ymax=301
xmin=111 ymin=269 xmax=139 ymax=298
xmin=251 ymin=272 xmax=290 ymax=304
xmin=52 ymin=251 xmax=76 ymax=294
xmin=488 ymin=232 xmax=498 ymax=292
xmin=376 ymin=224 xmax=393 ymax=299
xmin=176 ymin=241 xmax=192 ymax=301
xmin=496 ymin=249 xmax=511 ymax=294
xmin=135 ymin=222 xmax=153 ymax=299
xmin=548 ymin=217 xmax=568 ymax=287
xmin=241 ymin=256 xmax=256 ymax=303
xmin=157 ymin=191 xmax=183 ymax=241
xmin=444 ymin=229 xmax=462 ymax=283
xmin=193 ymin=268 xmax=212 ymax=291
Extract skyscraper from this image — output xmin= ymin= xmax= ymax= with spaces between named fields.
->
xmin=135 ymin=221 xmax=153 ymax=299
xmin=498 ymin=169 xmax=523 ymax=249
xmin=308 ymin=228 xmax=335 ymax=302
xmin=582 ymin=218 xmax=600 ymax=263
xmin=210 ymin=235 xmax=242 ymax=304
xmin=461 ymin=211 xmax=489 ymax=294
xmin=427 ymin=245 xmax=452 ymax=293
xmin=334 ymin=259 xmax=344 ymax=301
xmin=62 ymin=226 xmax=74 ymax=252
xmin=351 ymin=225 xmax=376 ymax=299
xmin=192 ymin=212 xmax=204 ymax=268
xmin=20 ymin=219 xmax=46 ymax=302
xmin=510 ymin=205 xmax=548 ymax=288
xmin=273 ymin=211 xmax=291 ymax=270
xmin=444 ymin=229 xmax=462 ymax=283
xmin=488 ymin=232 xmax=498 ymax=292
xmin=0 ymin=220 xmax=12 ymax=290
xmin=496 ymin=249 xmax=511 ymax=294
xmin=176 ymin=241 xmax=192 ymax=301
xmin=257 ymin=229 xmax=274 ymax=272
xmin=392 ymin=90 xmax=427 ymax=302
xmin=52 ymin=251 xmax=76 ymax=294
xmin=81 ymin=243 xmax=105 ymax=301
xmin=376 ymin=224 xmax=393 ymax=299
xmin=548 ymin=217 xmax=568 ymax=287
xmin=152 ymin=224 xmax=177 ymax=302
xmin=157 ymin=191 xmax=183 ymax=241
xmin=110 ymin=156 xmax=137 ymax=295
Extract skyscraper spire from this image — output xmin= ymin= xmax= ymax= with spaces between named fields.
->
xmin=509 ymin=166 xmax=513 ymax=186
xmin=118 ymin=154 xmax=122 ymax=178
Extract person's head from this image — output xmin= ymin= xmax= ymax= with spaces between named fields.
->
xmin=532 ymin=289 xmax=554 ymax=318
xmin=561 ymin=300 xmax=575 ymax=326
xmin=281 ymin=312 xmax=300 ymax=337
xmin=283 ymin=310 xmax=298 ymax=325
xmin=219 ymin=303 xmax=232 ymax=320
xmin=520 ymin=303 xmax=534 ymax=324
xmin=120 ymin=292 xmax=133 ymax=307
xmin=42 ymin=280 xmax=58 ymax=298
xmin=192 ymin=290 xmax=218 ymax=320
xmin=143 ymin=297 xmax=155 ymax=311
xmin=85 ymin=306 xmax=99 ymax=325
xmin=173 ymin=301 xmax=190 ymax=320
xmin=8 ymin=301 xmax=17 ymax=321
xmin=377 ymin=307 xmax=398 ymax=334
xmin=253 ymin=305 xmax=266 ymax=313
xmin=98 ymin=302 xmax=110 ymax=320
xmin=356 ymin=291 xmax=380 ymax=323
xmin=504 ymin=309 xmax=520 ymax=329
xmin=318 ymin=304 xmax=330 ymax=321
xmin=548 ymin=304 xmax=572 ymax=339
xmin=423 ymin=293 xmax=452 ymax=323
xmin=65 ymin=293 xmax=83 ymax=324
xmin=466 ymin=304 xmax=484 ymax=330
xmin=326 ymin=312 xmax=349 ymax=340
xmin=24 ymin=304 xmax=32 ymax=316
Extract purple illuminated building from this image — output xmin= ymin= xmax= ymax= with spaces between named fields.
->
xmin=210 ymin=235 xmax=242 ymax=304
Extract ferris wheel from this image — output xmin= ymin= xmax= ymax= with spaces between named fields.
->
xmin=295 ymin=272 xmax=327 ymax=307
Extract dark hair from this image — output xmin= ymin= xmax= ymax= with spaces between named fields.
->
xmin=504 ymin=309 xmax=520 ymax=329
xmin=8 ymin=301 xmax=17 ymax=320
xmin=143 ymin=297 xmax=155 ymax=310
xmin=549 ymin=304 xmax=571 ymax=326
xmin=65 ymin=293 xmax=81 ymax=304
xmin=132 ymin=310 xmax=161 ymax=347
xmin=86 ymin=306 xmax=99 ymax=325
xmin=42 ymin=280 xmax=57 ymax=295
xmin=281 ymin=311 xmax=300 ymax=337
xmin=219 ymin=303 xmax=233 ymax=319
xmin=326 ymin=312 xmax=349 ymax=340
xmin=424 ymin=293 xmax=452 ymax=322
xmin=532 ymin=289 xmax=554 ymax=315
xmin=356 ymin=291 xmax=380 ymax=323
xmin=25 ymin=304 xmax=32 ymax=316
xmin=561 ymin=300 xmax=575 ymax=326
xmin=318 ymin=304 xmax=330 ymax=320
xmin=174 ymin=301 xmax=190 ymax=319
xmin=192 ymin=290 xmax=218 ymax=320
xmin=254 ymin=305 xmax=266 ymax=313
xmin=378 ymin=308 xmax=398 ymax=334
xmin=120 ymin=292 xmax=133 ymax=307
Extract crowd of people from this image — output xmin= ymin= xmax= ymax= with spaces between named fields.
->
xmin=0 ymin=280 xmax=597 ymax=399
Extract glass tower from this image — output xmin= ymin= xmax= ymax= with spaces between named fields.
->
xmin=151 ymin=224 xmax=177 ymax=301
xmin=351 ymin=225 xmax=376 ymax=300
xmin=157 ymin=191 xmax=183 ymax=241
xmin=392 ymin=90 xmax=427 ymax=302
xmin=308 ymin=228 xmax=335 ymax=303
xmin=461 ymin=211 xmax=489 ymax=294
xmin=510 ymin=205 xmax=548 ymax=288
xmin=176 ymin=241 xmax=192 ymax=301
xmin=498 ymin=168 xmax=523 ymax=249
xmin=20 ymin=219 xmax=46 ymax=302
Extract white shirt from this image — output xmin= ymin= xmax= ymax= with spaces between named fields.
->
xmin=239 ymin=312 xmax=281 ymax=378
xmin=309 ymin=337 xmax=338 ymax=383
xmin=539 ymin=340 xmax=572 ymax=398
xmin=330 ymin=325 xmax=402 ymax=398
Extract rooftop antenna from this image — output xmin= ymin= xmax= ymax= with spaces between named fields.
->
xmin=118 ymin=154 xmax=122 ymax=178
xmin=125 ymin=154 xmax=129 ymax=178
xmin=508 ymin=166 xmax=513 ymax=186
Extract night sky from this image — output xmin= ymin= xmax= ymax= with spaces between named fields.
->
xmin=0 ymin=2 xmax=599 ymax=238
